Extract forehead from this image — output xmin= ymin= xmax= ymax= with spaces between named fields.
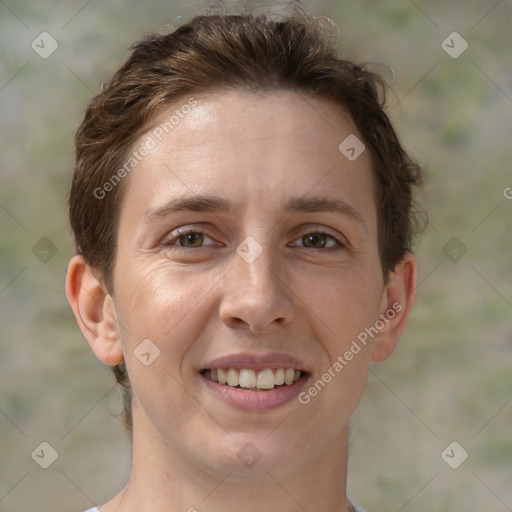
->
xmin=119 ymin=90 xmax=375 ymax=227
xmin=144 ymin=90 xmax=364 ymax=166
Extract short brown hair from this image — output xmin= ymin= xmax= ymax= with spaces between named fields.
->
xmin=69 ymin=3 xmax=425 ymax=432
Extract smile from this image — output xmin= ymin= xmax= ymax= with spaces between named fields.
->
xmin=201 ymin=367 xmax=306 ymax=390
xmin=199 ymin=352 xmax=311 ymax=410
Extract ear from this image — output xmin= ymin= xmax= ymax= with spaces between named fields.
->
xmin=65 ymin=255 xmax=124 ymax=365
xmin=371 ymin=251 xmax=417 ymax=363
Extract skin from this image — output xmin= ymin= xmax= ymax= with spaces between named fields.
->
xmin=66 ymin=90 xmax=417 ymax=512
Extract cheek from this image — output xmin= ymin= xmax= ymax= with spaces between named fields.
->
xmin=113 ymin=261 xmax=223 ymax=360
xmin=111 ymin=265 xmax=213 ymax=422
xmin=300 ymin=275 xmax=378 ymax=411
xmin=304 ymin=266 xmax=383 ymax=346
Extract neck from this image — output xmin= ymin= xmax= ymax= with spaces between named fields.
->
xmin=104 ymin=409 xmax=352 ymax=512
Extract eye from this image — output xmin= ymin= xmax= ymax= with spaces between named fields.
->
xmin=162 ymin=228 xmax=218 ymax=249
xmin=290 ymin=230 xmax=345 ymax=250
xmin=160 ymin=227 xmax=345 ymax=251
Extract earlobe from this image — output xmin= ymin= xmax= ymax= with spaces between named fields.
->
xmin=65 ymin=255 xmax=124 ymax=365
xmin=371 ymin=251 xmax=417 ymax=363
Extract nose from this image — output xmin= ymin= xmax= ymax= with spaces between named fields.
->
xmin=219 ymin=243 xmax=296 ymax=333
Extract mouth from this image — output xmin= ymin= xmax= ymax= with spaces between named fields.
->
xmin=199 ymin=353 xmax=311 ymax=410
xmin=200 ymin=367 xmax=308 ymax=391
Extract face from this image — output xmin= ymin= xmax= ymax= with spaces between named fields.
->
xmin=101 ymin=91 xmax=404 ymax=479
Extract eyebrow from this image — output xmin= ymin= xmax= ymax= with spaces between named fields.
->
xmin=143 ymin=194 xmax=366 ymax=230
xmin=143 ymin=195 xmax=236 ymax=222
xmin=283 ymin=196 xmax=366 ymax=229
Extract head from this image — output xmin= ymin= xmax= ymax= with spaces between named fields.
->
xmin=66 ymin=3 xmax=423 ymax=476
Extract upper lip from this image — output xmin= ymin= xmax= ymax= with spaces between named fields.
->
xmin=201 ymin=352 xmax=311 ymax=373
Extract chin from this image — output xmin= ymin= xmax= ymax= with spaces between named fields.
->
xmin=196 ymin=430 xmax=306 ymax=479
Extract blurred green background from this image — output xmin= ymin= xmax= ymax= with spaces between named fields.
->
xmin=1 ymin=1 xmax=510 ymax=511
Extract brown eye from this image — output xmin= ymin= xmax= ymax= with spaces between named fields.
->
xmin=177 ymin=232 xmax=204 ymax=248
xmin=291 ymin=231 xmax=344 ymax=250
xmin=302 ymin=233 xmax=329 ymax=249
xmin=162 ymin=228 xmax=218 ymax=249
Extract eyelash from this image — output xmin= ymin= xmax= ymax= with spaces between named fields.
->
xmin=161 ymin=227 xmax=345 ymax=251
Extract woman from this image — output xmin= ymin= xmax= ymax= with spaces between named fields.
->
xmin=66 ymin=3 xmax=424 ymax=511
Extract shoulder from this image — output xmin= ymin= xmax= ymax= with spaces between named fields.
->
xmin=85 ymin=504 xmax=366 ymax=512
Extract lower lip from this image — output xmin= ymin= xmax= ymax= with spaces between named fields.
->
xmin=200 ymin=373 xmax=309 ymax=411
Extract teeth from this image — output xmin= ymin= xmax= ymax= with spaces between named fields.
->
xmin=217 ymin=368 xmax=227 ymax=385
xmin=239 ymin=369 xmax=256 ymax=388
xmin=204 ymin=367 xmax=303 ymax=389
xmin=284 ymin=368 xmax=295 ymax=385
xmin=227 ymin=368 xmax=239 ymax=387
xmin=257 ymin=368 xmax=275 ymax=389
